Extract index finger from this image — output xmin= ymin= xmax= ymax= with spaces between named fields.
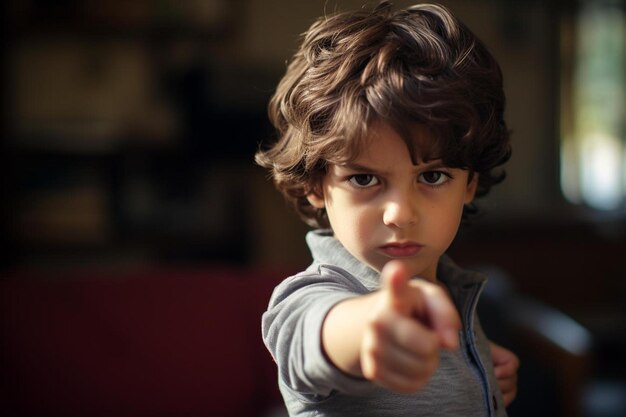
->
xmin=380 ymin=260 xmax=413 ymax=312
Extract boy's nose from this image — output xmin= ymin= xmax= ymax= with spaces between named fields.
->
xmin=382 ymin=192 xmax=418 ymax=229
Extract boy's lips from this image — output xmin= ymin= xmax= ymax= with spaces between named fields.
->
xmin=379 ymin=242 xmax=423 ymax=257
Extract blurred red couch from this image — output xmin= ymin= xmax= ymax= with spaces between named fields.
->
xmin=0 ymin=265 xmax=289 ymax=417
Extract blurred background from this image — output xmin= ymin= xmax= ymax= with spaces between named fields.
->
xmin=1 ymin=0 xmax=625 ymax=416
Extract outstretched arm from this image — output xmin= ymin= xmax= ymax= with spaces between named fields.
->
xmin=321 ymin=260 xmax=461 ymax=393
xmin=490 ymin=341 xmax=519 ymax=406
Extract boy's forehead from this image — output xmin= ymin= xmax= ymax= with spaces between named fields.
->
xmin=355 ymin=120 xmax=440 ymax=164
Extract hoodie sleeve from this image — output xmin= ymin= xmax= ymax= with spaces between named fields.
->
xmin=261 ymin=265 xmax=378 ymax=399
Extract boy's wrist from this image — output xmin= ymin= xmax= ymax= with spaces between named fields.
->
xmin=321 ymin=291 xmax=381 ymax=378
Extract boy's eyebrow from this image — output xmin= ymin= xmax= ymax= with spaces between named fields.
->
xmin=340 ymin=159 xmax=446 ymax=173
xmin=340 ymin=162 xmax=389 ymax=175
xmin=419 ymin=160 xmax=446 ymax=169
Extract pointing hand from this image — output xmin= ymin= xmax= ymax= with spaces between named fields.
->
xmin=360 ymin=260 xmax=461 ymax=393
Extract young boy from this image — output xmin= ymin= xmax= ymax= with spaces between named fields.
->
xmin=256 ymin=2 xmax=519 ymax=416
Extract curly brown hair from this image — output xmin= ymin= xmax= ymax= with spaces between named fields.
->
xmin=255 ymin=1 xmax=511 ymax=228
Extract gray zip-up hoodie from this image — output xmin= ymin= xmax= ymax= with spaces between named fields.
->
xmin=262 ymin=229 xmax=507 ymax=417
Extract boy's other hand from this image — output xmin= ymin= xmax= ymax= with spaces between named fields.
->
xmin=360 ymin=260 xmax=461 ymax=393
xmin=490 ymin=341 xmax=519 ymax=406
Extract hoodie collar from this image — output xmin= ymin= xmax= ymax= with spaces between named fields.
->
xmin=305 ymin=229 xmax=486 ymax=297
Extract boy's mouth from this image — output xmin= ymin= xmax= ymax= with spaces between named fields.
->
xmin=379 ymin=242 xmax=423 ymax=257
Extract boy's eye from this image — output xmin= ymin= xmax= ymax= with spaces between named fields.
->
xmin=348 ymin=174 xmax=379 ymax=188
xmin=419 ymin=171 xmax=450 ymax=186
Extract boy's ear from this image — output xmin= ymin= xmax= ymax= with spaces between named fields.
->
xmin=306 ymin=183 xmax=325 ymax=208
xmin=464 ymin=173 xmax=479 ymax=204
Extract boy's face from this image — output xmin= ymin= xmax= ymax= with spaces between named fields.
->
xmin=307 ymin=121 xmax=478 ymax=282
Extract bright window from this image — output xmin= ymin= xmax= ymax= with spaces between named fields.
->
xmin=560 ymin=0 xmax=625 ymax=210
